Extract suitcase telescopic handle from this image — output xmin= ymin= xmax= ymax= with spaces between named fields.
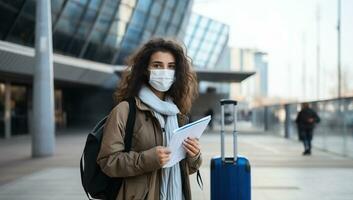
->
xmin=220 ymin=99 xmax=238 ymax=163
xmin=220 ymin=99 xmax=237 ymax=106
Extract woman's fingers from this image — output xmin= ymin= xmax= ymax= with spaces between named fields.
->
xmin=156 ymin=138 xmax=201 ymax=165
xmin=161 ymin=157 xmax=170 ymax=165
xmin=183 ymin=141 xmax=198 ymax=154
xmin=183 ymin=138 xmax=200 ymax=156
xmin=184 ymin=138 xmax=200 ymax=151
xmin=155 ymin=146 xmax=171 ymax=165
xmin=163 ymin=148 xmax=171 ymax=154
xmin=185 ymin=138 xmax=199 ymax=146
xmin=159 ymin=156 xmax=170 ymax=165
xmin=183 ymin=145 xmax=193 ymax=156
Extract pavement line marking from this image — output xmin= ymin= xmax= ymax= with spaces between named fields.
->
xmin=252 ymin=186 xmax=300 ymax=190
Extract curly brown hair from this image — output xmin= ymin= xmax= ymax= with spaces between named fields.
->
xmin=114 ymin=38 xmax=198 ymax=114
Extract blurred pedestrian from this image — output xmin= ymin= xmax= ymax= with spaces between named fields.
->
xmin=295 ymin=103 xmax=320 ymax=155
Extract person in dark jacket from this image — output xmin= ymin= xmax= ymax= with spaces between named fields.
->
xmin=295 ymin=103 xmax=320 ymax=155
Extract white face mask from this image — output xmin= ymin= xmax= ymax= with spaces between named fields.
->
xmin=149 ymin=69 xmax=175 ymax=92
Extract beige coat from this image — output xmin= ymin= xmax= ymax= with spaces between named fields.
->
xmin=97 ymin=97 xmax=202 ymax=200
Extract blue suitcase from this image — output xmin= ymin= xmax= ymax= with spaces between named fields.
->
xmin=211 ymin=99 xmax=251 ymax=200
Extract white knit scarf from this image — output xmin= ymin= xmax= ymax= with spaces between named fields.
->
xmin=138 ymin=85 xmax=183 ymax=200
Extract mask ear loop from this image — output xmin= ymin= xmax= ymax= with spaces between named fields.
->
xmin=145 ymin=68 xmax=152 ymax=82
xmin=168 ymin=69 xmax=175 ymax=81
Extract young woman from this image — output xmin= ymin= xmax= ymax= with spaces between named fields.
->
xmin=97 ymin=38 xmax=202 ymax=200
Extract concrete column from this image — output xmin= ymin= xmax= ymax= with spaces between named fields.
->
xmin=342 ymin=99 xmax=348 ymax=156
xmin=27 ymin=87 xmax=33 ymax=137
xmin=284 ymin=104 xmax=290 ymax=139
xmin=264 ymin=107 xmax=269 ymax=131
xmin=32 ymin=0 xmax=55 ymax=157
xmin=4 ymin=82 xmax=11 ymax=139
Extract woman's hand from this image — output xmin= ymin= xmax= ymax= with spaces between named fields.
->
xmin=183 ymin=137 xmax=201 ymax=158
xmin=155 ymin=146 xmax=171 ymax=166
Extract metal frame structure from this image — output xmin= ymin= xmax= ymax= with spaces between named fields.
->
xmin=78 ymin=0 xmax=106 ymax=58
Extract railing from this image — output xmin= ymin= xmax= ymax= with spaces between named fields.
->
xmin=251 ymin=97 xmax=353 ymax=158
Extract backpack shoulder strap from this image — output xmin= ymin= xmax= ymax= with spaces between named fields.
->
xmin=196 ymin=170 xmax=203 ymax=190
xmin=123 ymin=97 xmax=136 ymax=152
xmin=80 ymin=154 xmax=92 ymax=199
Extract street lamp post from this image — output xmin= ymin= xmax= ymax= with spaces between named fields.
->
xmin=337 ymin=0 xmax=341 ymax=99
xmin=316 ymin=3 xmax=321 ymax=99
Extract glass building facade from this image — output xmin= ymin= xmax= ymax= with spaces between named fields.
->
xmin=0 ymin=0 xmax=231 ymax=136
xmin=184 ymin=13 xmax=230 ymax=96
xmin=0 ymin=0 xmax=230 ymax=68
xmin=0 ymin=0 xmax=193 ymax=64
xmin=184 ymin=13 xmax=229 ymax=69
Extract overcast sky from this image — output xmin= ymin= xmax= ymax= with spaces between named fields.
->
xmin=193 ymin=0 xmax=353 ymax=101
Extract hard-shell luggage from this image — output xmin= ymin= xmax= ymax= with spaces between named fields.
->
xmin=210 ymin=99 xmax=251 ymax=200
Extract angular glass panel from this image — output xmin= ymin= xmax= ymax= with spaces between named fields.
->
xmin=94 ymin=45 xmax=115 ymax=63
xmin=22 ymin=0 xmax=35 ymax=18
xmin=199 ymin=38 xmax=213 ymax=53
xmin=95 ymin=14 xmax=110 ymax=31
xmin=135 ymin=0 xmax=151 ymax=12
xmin=71 ymin=0 xmax=86 ymax=5
xmin=198 ymin=17 xmax=209 ymax=29
xmin=90 ymin=29 xmax=105 ymax=42
xmin=6 ymin=16 xmax=35 ymax=46
xmin=211 ymin=22 xmax=222 ymax=32
xmin=145 ymin=16 xmax=157 ymax=30
xmin=2 ymin=0 xmax=25 ymax=9
xmin=141 ymin=31 xmax=152 ymax=42
xmin=62 ymin=1 xmax=84 ymax=21
xmin=211 ymin=47 xmax=222 ymax=63
xmin=121 ymin=39 xmax=138 ymax=50
xmin=161 ymin=8 xmax=172 ymax=22
xmin=150 ymin=2 xmax=162 ymax=17
xmin=88 ymin=0 xmax=101 ymax=10
xmin=166 ymin=0 xmax=176 ymax=8
xmin=189 ymin=14 xmax=199 ymax=26
xmin=206 ymin=32 xmax=217 ymax=43
xmin=219 ymin=32 xmax=228 ymax=44
xmin=82 ymin=8 xmax=96 ymax=24
xmin=101 ymin=2 xmax=115 ymax=18
xmin=105 ymin=34 xmax=121 ymax=47
xmin=0 ymin=6 xmax=17 ymax=38
xmin=124 ymin=26 xmax=141 ymax=42
xmin=185 ymin=24 xmax=195 ymax=36
xmin=167 ymin=26 xmax=177 ymax=35
xmin=193 ymin=28 xmax=204 ymax=40
xmin=110 ymin=20 xmax=127 ymax=37
xmin=66 ymin=36 xmax=85 ymax=56
xmin=171 ymin=10 xmax=182 ymax=26
xmin=77 ymin=23 xmax=90 ymax=37
xmin=155 ymin=20 xmax=167 ymax=35
xmin=130 ymin=10 xmax=144 ymax=28
xmin=56 ymin=17 xmax=76 ymax=34
xmin=51 ymin=0 xmax=65 ymax=13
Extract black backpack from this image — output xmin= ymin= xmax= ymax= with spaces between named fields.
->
xmin=80 ymin=98 xmax=136 ymax=200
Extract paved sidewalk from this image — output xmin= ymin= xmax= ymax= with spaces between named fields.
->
xmin=0 ymin=129 xmax=353 ymax=199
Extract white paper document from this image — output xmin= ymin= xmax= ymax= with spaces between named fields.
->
xmin=163 ymin=115 xmax=211 ymax=168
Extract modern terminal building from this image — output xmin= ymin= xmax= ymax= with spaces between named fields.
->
xmin=0 ymin=0 xmax=254 ymax=138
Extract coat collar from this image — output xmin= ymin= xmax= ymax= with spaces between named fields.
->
xmin=134 ymin=96 xmax=151 ymax=111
